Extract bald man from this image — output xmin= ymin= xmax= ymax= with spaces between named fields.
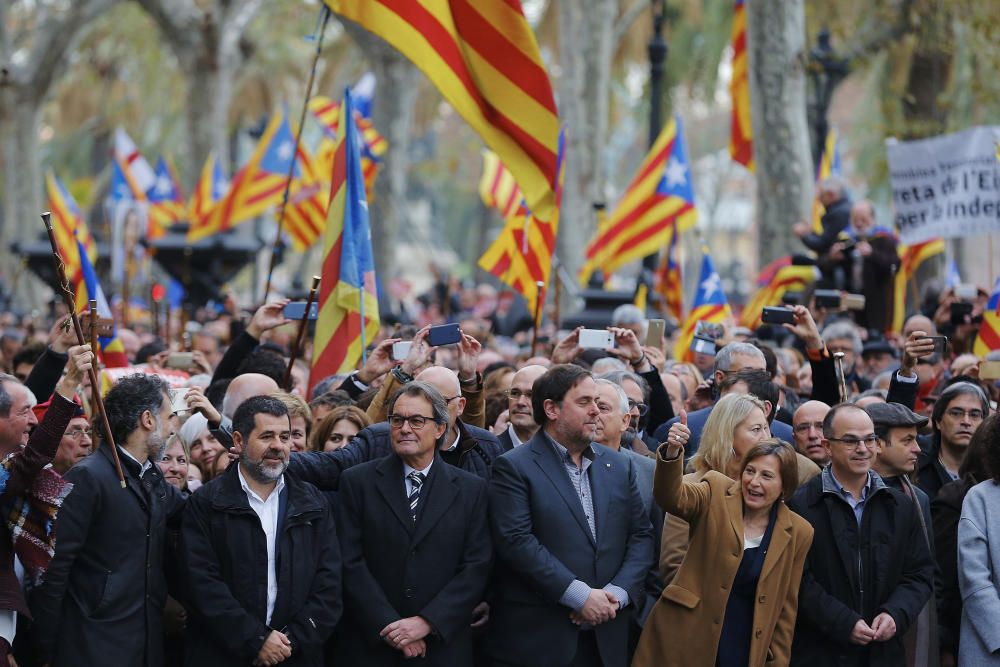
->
xmin=793 ymin=400 xmax=832 ymax=466
xmin=207 ymin=373 xmax=282 ymax=451
xmin=498 ymin=365 xmax=548 ymax=452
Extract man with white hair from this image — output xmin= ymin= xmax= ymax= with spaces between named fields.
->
xmin=611 ymin=304 xmax=647 ymax=341
xmin=822 ymin=320 xmax=869 ymax=393
xmin=793 ymin=176 xmax=852 ymax=289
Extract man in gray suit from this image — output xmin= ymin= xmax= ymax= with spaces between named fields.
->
xmin=488 ymin=364 xmax=654 ymax=667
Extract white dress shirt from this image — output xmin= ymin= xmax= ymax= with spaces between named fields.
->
xmin=403 ymin=460 xmax=434 ymax=496
xmin=506 ymin=423 xmax=526 ymax=448
xmin=237 ymin=466 xmax=285 ymax=625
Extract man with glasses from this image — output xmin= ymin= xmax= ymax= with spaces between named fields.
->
xmin=336 ymin=382 xmax=491 ymax=665
xmin=788 ymin=403 xmax=933 ymax=667
xmin=793 ymin=400 xmax=832 ymax=466
xmin=917 ymin=381 xmax=989 ymax=500
xmin=498 ymin=365 xmax=548 ymax=452
xmin=50 ymin=405 xmax=93 ymax=475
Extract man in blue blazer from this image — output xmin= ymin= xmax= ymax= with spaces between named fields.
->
xmin=488 ymin=365 xmax=654 ymax=667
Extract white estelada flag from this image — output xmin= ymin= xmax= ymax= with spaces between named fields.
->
xmin=113 ymin=127 xmax=156 ymax=193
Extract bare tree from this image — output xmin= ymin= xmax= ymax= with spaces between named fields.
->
xmin=746 ymin=0 xmax=813 ymax=264
xmin=0 ymin=0 xmax=118 ymax=260
xmin=134 ymin=0 xmax=264 ymax=185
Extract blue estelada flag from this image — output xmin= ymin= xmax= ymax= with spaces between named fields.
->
xmin=673 ymin=247 xmax=732 ymax=361
xmin=146 ymin=156 xmax=185 ymax=237
xmin=108 ymin=160 xmax=138 ymax=203
xmin=75 ymin=233 xmax=129 ymax=368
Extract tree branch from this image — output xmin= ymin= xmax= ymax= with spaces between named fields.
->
xmin=219 ymin=0 xmax=264 ymax=62
xmin=842 ymin=0 xmax=916 ymax=65
xmin=133 ymin=0 xmax=203 ymax=54
xmin=613 ymin=1 xmax=648 ymax=46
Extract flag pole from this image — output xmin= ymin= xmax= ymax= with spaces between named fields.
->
xmin=263 ymin=6 xmax=331 ymax=303
xmin=283 ymin=275 xmax=320 ymax=390
xmin=530 ymin=281 xmax=545 ymax=356
xmin=89 ymin=300 xmax=100 ymax=426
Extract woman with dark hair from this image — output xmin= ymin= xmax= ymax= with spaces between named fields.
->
xmin=634 ymin=419 xmax=814 ymax=667
xmin=309 ymin=405 xmax=370 ymax=452
xmin=932 ymin=413 xmax=998 ymax=665
xmin=956 ymin=412 xmax=1000 ymax=666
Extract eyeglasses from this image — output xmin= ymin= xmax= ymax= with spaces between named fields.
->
xmin=827 ymin=434 xmax=879 ymax=449
xmin=505 ymin=389 xmax=532 ymax=401
xmin=65 ymin=427 xmax=93 ymax=440
xmin=387 ymin=414 xmax=436 ymax=430
xmin=793 ymin=421 xmax=824 ymax=434
xmin=442 ymin=395 xmax=461 ymax=404
xmin=627 ymin=399 xmax=649 ymax=416
xmin=945 ymin=408 xmax=984 ymax=421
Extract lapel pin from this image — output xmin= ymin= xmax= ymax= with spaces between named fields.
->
xmin=606 ymin=463 xmax=611 ymax=469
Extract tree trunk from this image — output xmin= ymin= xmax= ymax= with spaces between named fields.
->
xmin=0 ymin=92 xmax=42 ymax=251
xmin=746 ymin=0 xmax=813 ymax=265
xmin=182 ymin=58 xmax=233 ymax=179
xmin=556 ymin=0 xmax=615 ymax=280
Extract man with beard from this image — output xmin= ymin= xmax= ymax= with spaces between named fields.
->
xmin=32 ymin=373 xmax=185 ymax=667
xmin=179 ymin=395 xmax=341 ymax=666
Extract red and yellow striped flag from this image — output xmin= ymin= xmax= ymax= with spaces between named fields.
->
xmin=282 ymin=142 xmax=331 ymax=252
xmin=579 ymin=115 xmax=697 ymax=284
xmin=891 ymin=239 xmax=945 ymax=332
xmin=674 ymin=249 xmax=731 ymax=362
xmin=46 ymin=172 xmax=97 ymax=289
xmin=308 ymin=96 xmax=386 ymax=200
xmin=810 ymin=128 xmax=841 ymax=233
xmin=728 ymin=0 xmax=753 ymax=170
xmin=325 ymin=0 xmax=560 ymax=219
xmin=477 ymin=132 xmax=565 ymax=317
xmin=973 ymin=276 xmax=1000 ymax=356
xmin=739 ymin=258 xmax=818 ymax=329
xmin=654 ymin=226 xmax=684 ymax=321
xmin=479 ymin=149 xmax=524 ymax=220
xmin=311 ymin=89 xmax=381 ymax=391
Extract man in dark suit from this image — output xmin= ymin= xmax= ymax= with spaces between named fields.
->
xmin=498 ymin=364 xmax=548 ymax=452
xmin=488 ymin=364 xmax=654 ymax=667
xmin=336 ymin=381 xmax=492 ymax=665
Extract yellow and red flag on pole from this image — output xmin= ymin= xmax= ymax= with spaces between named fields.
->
xmin=187 ymin=111 xmax=298 ymax=243
xmin=310 ymin=89 xmax=381 ymax=393
xmin=728 ymin=0 xmax=753 ymax=170
xmin=308 ymin=95 xmax=386 ymax=201
xmin=579 ymin=114 xmax=698 ymax=284
xmin=187 ymin=153 xmax=228 ymax=236
xmin=479 ymin=149 xmax=524 ymax=220
xmin=46 ymin=172 xmax=97 ymax=288
xmin=325 ymin=0 xmax=561 ymax=219
xmin=973 ymin=275 xmax=1000 ymax=356
xmin=810 ymin=128 xmax=841 ymax=233
xmin=738 ymin=257 xmax=818 ymax=329
xmin=891 ymin=238 xmax=945 ymax=332
xmin=654 ymin=226 xmax=684 ymax=322
xmin=674 ymin=248 xmax=731 ymax=362
xmin=74 ymin=233 xmax=129 ymax=368
xmin=477 ymin=131 xmax=566 ymax=318
xmin=282 ymin=143 xmax=332 ymax=252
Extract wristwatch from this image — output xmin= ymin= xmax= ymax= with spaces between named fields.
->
xmin=392 ymin=366 xmax=415 ymax=384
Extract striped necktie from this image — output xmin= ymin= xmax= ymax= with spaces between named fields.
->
xmin=407 ymin=471 xmax=426 ymax=522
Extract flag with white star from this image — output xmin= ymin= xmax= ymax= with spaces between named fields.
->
xmin=673 ymin=247 xmax=732 ymax=361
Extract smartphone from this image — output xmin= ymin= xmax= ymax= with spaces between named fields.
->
xmin=690 ymin=335 xmax=716 ymax=356
xmin=578 ymin=329 xmax=614 ymax=349
xmin=165 ymin=352 xmax=194 ymax=369
xmin=950 ymin=301 xmax=973 ymax=326
xmin=814 ymin=289 xmax=841 ymax=309
xmin=645 ymin=319 xmax=666 ymax=347
xmin=761 ymin=306 xmax=796 ymax=325
xmin=955 ymin=283 xmax=978 ymax=300
xmin=781 ymin=291 xmax=804 ymax=306
xmin=841 ymin=293 xmax=867 ymax=311
xmin=980 ymin=360 xmax=1000 ymax=381
xmin=283 ymin=301 xmax=319 ymax=320
xmin=168 ymin=388 xmax=189 ymax=414
xmin=694 ymin=320 xmax=725 ymax=341
xmin=427 ymin=323 xmax=462 ymax=347
xmin=920 ymin=335 xmax=949 ymax=356
xmin=392 ymin=341 xmax=412 ymax=361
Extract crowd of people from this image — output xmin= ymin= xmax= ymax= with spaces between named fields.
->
xmin=0 ymin=258 xmax=997 ymax=667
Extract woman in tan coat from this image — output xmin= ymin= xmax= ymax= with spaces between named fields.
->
xmin=633 ymin=414 xmax=814 ymax=667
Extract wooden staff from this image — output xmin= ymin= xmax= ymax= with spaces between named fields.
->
xmin=552 ymin=258 xmax=562 ymax=330
xmin=283 ymin=275 xmax=321 ymax=390
xmin=150 ymin=287 xmax=160 ymax=340
xmin=530 ymin=281 xmax=545 ymax=357
xmin=41 ymin=213 xmax=126 ymax=488
xmin=833 ymin=352 xmax=849 ymax=404
xmin=179 ymin=308 xmax=190 ymax=352
xmin=88 ymin=300 xmax=100 ymax=426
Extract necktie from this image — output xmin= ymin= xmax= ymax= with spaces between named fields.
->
xmin=407 ymin=472 xmax=425 ymax=522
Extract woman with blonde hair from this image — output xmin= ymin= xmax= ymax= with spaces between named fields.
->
xmin=634 ymin=424 xmax=814 ymax=667
xmin=270 ymin=391 xmax=312 ymax=452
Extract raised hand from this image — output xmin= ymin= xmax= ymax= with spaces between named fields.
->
xmin=185 ymin=387 xmax=221 ymax=425
xmin=456 ymin=332 xmax=482 ymax=383
xmin=400 ymin=327 xmax=433 ymax=377
xmin=900 ymin=331 xmax=937 ymax=377
xmin=357 ymin=338 xmax=400 ymax=384
xmin=783 ymin=305 xmax=822 ymax=350
xmin=551 ymin=327 xmax=583 ymax=365
xmin=56 ymin=344 xmax=95 ymax=400
xmin=662 ymin=410 xmax=690 ymax=457
xmin=247 ymin=299 xmax=292 ymax=339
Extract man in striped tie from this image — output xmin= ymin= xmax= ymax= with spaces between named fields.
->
xmin=335 ymin=381 xmax=492 ymax=665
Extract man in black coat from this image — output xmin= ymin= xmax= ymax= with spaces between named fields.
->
xmin=179 ymin=395 xmax=341 ymax=667
xmin=794 ymin=176 xmax=852 ymax=289
xmin=788 ymin=403 xmax=934 ymax=667
xmin=498 ymin=364 xmax=548 ymax=452
xmin=488 ymin=364 xmax=654 ymax=667
xmin=336 ymin=381 xmax=492 ymax=665
xmin=31 ymin=373 xmax=185 ymax=667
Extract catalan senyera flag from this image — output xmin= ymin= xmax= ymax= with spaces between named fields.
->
xmin=579 ymin=114 xmax=698 ymax=284
xmin=972 ymin=275 xmax=1000 ymax=356
xmin=188 ymin=112 xmax=298 ymax=243
xmin=325 ymin=0 xmax=560 ymax=219
xmin=810 ymin=127 xmax=842 ymax=234
xmin=188 ymin=153 xmax=228 ymax=235
xmin=113 ymin=127 xmax=156 ymax=194
xmin=311 ymin=89 xmax=380 ymax=391
xmin=75 ymin=234 xmax=129 ymax=368
xmin=477 ymin=130 xmax=566 ymax=317
xmin=479 ymin=150 xmax=524 ymax=220
xmin=728 ymin=0 xmax=753 ymax=170
xmin=739 ymin=258 xmax=818 ymax=329
xmin=891 ymin=238 xmax=945 ymax=332
xmin=308 ymin=95 xmax=386 ymax=200
xmin=146 ymin=157 xmax=185 ymax=237
xmin=46 ymin=173 xmax=97 ymax=287
xmin=673 ymin=249 xmax=731 ymax=362
xmin=654 ymin=226 xmax=684 ymax=322
xmin=282 ymin=143 xmax=331 ymax=252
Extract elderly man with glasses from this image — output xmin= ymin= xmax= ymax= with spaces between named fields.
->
xmin=918 ymin=381 xmax=989 ymax=501
xmin=787 ymin=403 xmax=934 ymax=667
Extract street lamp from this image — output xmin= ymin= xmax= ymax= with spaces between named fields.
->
xmin=806 ymin=28 xmax=849 ymax=168
xmin=642 ymin=0 xmax=669 ymax=276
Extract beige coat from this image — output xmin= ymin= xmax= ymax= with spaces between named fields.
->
xmin=659 ymin=452 xmax=819 ymax=583
xmin=633 ymin=449 xmax=813 ymax=667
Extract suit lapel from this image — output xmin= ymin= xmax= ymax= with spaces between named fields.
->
xmin=724 ymin=482 xmax=743 ymax=544
xmin=375 ymin=455 xmax=415 ymax=534
xmin=530 ymin=435 xmax=596 ymax=548
xmin=760 ymin=505 xmax=794 ymax=581
xmin=412 ymin=459 xmax=458 ymax=546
